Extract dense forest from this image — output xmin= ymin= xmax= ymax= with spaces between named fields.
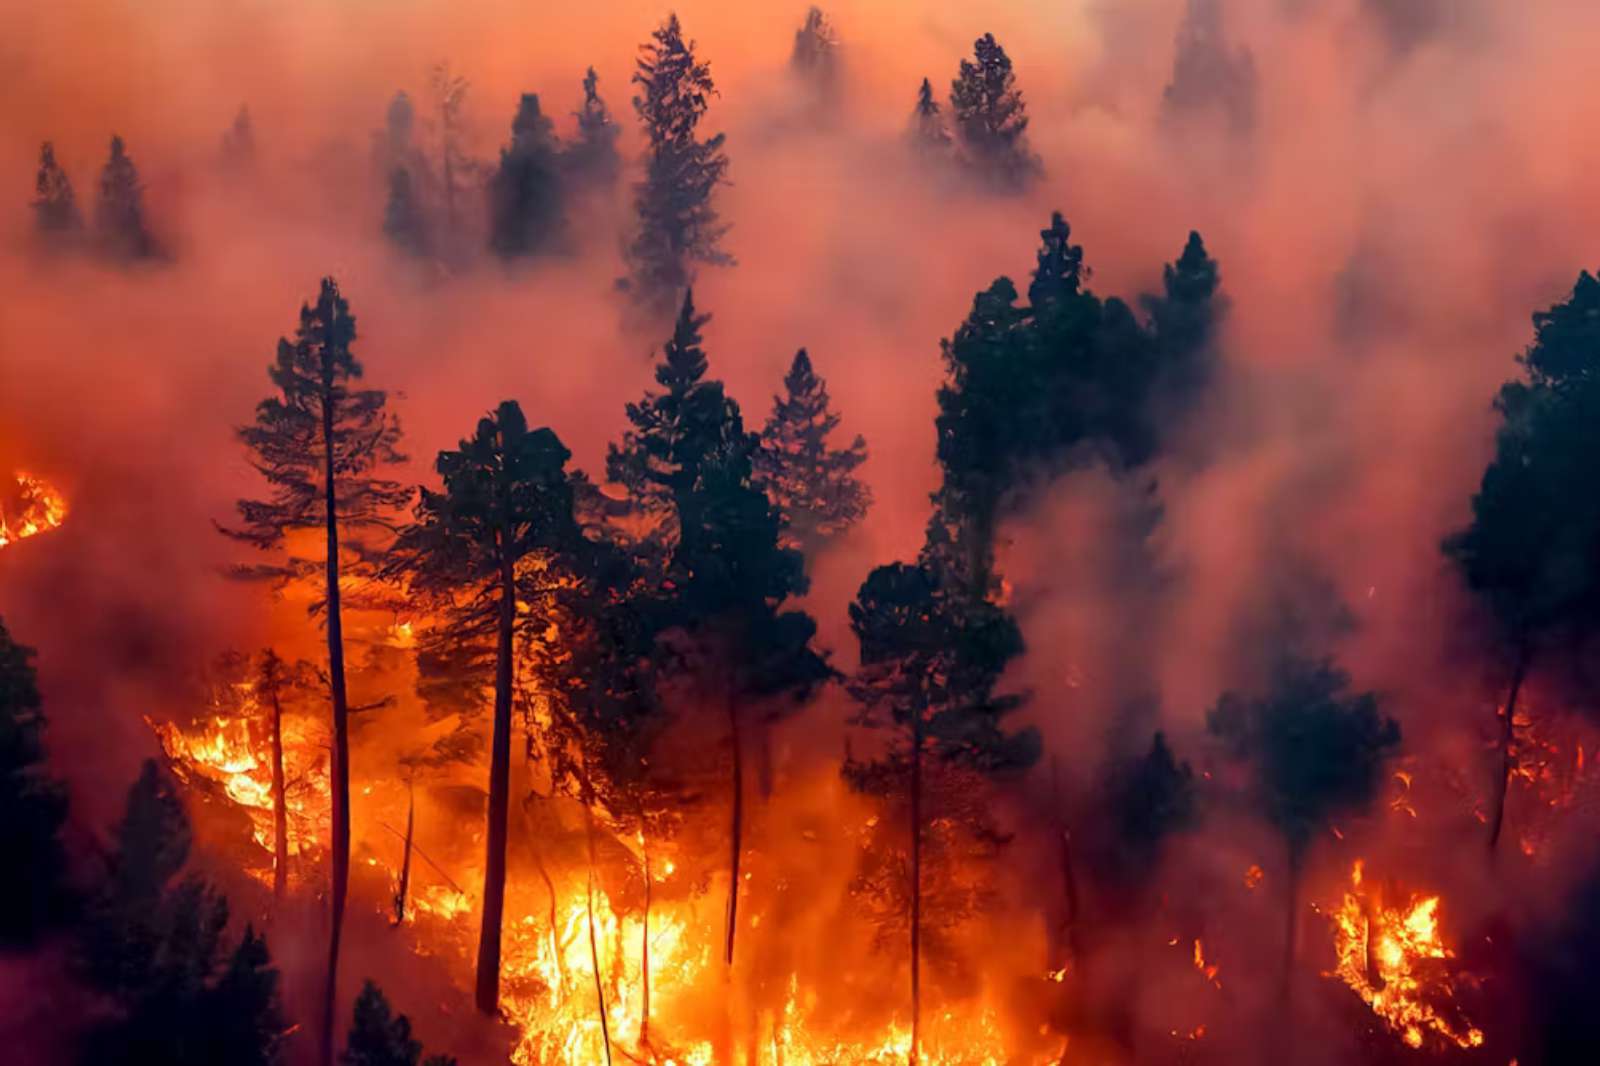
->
xmin=3 ymin=1 xmax=1600 ymax=1065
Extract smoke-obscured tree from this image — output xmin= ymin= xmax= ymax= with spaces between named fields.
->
xmin=220 ymin=278 xmax=408 ymax=1066
xmin=1443 ymin=270 xmax=1600 ymax=853
xmin=341 ymin=981 xmax=457 ymax=1066
xmin=908 ymin=77 xmax=952 ymax=157
xmin=949 ymin=34 xmax=1040 ymax=192
xmin=608 ymin=291 xmax=828 ymax=965
xmin=564 ymin=67 xmax=622 ymax=189
xmin=790 ymin=7 xmax=840 ymax=112
xmin=222 ymin=106 xmax=257 ymax=171
xmin=1142 ymin=230 xmax=1224 ymax=417
xmin=1098 ymin=731 xmax=1198 ymax=890
xmin=32 ymin=141 xmax=82 ymax=241
xmin=0 ymin=615 xmax=71 ymax=944
xmin=753 ymin=348 xmax=871 ymax=553
xmin=80 ymin=761 xmax=287 ymax=1066
xmin=429 ymin=62 xmax=472 ymax=231
xmin=389 ymin=401 xmax=581 ymax=1014
xmin=845 ymin=561 xmax=1040 ymax=1064
xmin=1206 ymin=656 xmax=1399 ymax=991
xmin=95 ymin=134 xmax=159 ymax=260
xmin=623 ymin=15 xmax=732 ymax=318
xmin=384 ymin=167 xmax=430 ymax=256
xmin=1163 ymin=0 xmax=1257 ymax=134
xmin=374 ymin=92 xmax=422 ymax=181
xmin=487 ymin=94 xmax=567 ymax=260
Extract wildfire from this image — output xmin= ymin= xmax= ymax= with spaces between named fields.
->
xmin=1325 ymin=861 xmax=1484 ymax=1051
xmin=0 ymin=472 xmax=67 ymax=550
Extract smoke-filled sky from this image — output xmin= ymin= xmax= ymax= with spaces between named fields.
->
xmin=5 ymin=0 xmax=1600 ymax=1061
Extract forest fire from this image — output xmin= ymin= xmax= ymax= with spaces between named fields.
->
xmin=0 ymin=472 xmax=67 ymax=550
xmin=1325 ymin=861 xmax=1484 ymax=1052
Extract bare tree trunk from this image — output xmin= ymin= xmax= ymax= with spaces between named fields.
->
xmin=1050 ymin=759 xmax=1083 ymax=976
xmin=476 ymin=546 xmax=517 ymax=1014
xmin=264 ymin=653 xmax=289 ymax=901
xmin=640 ymin=828 xmax=652 ymax=1049
xmin=725 ymin=690 xmax=745 ymax=967
xmin=393 ymin=778 xmax=414 ymax=926
xmin=320 ymin=392 xmax=351 ymax=1066
xmin=1488 ymin=645 xmax=1531 ymax=854
xmin=909 ymin=711 xmax=923 ymax=1066
xmin=584 ymin=800 xmax=614 ymax=1066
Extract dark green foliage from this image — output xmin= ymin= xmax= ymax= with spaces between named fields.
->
xmin=564 ymin=67 xmax=621 ymax=187
xmin=384 ymin=167 xmax=430 ymax=256
xmin=1163 ymin=0 xmax=1257 ymax=133
xmin=949 ymin=34 xmax=1039 ymax=192
xmin=341 ymin=981 xmax=455 ymax=1066
xmin=908 ymin=77 xmax=950 ymax=155
xmin=1207 ymin=656 xmax=1400 ymax=857
xmin=623 ymin=15 xmax=731 ymax=316
xmin=754 ymin=349 xmax=871 ymax=552
xmin=488 ymin=94 xmax=567 ymax=259
xmin=0 ymin=616 xmax=71 ymax=945
xmin=95 ymin=134 xmax=158 ymax=260
xmin=32 ymin=141 xmax=82 ymax=237
xmin=222 ymin=106 xmax=256 ymax=170
xmin=1142 ymin=230 xmax=1224 ymax=407
xmin=80 ymin=761 xmax=287 ymax=1066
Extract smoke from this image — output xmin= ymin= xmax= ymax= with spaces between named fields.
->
xmin=4 ymin=0 xmax=1600 ymax=1061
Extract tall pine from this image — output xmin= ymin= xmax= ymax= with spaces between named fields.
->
xmin=32 ymin=141 xmax=82 ymax=239
xmin=95 ymin=134 xmax=159 ymax=260
xmin=908 ymin=77 xmax=951 ymax=157
xmin=487 ymin=94 xmax=567 ymax=259
xmin=1163 ymin=0 xmax=1257 ymax=133
xmin=0 ymin=615 xmax=71 ymax=944
xmin=949 ymin=34 xmax=1040 ymax=192
xmin=564 ymin=67 xmax=621 ymax=189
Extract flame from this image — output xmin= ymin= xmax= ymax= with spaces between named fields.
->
xmin=0 ymin=472 xmax=67 ymax=550
xmin=1325 ymin=861 xmax=1484 ymax=1051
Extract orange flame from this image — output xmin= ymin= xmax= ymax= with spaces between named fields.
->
xmin=0 ymin=472 xmax=67 ymax=550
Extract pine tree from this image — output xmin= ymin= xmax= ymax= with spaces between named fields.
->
xmin=0 ymin=615 xmax=71 ymax=944
xmin=623 ymin=15 xmax=732 ymax=317
xmin=374 ymin=91 xmax=420 ymax=178
xmin=1163 ymin=0 xmax=1257 ymax=133
xmin=846 ymin=561 xmax=1040 ymax=1063
xmin=222 ymin=105 xmax=257 ymax=170
xmin=220 ymin=278 xmax=407 ymax=1066
xmin=390 ymin=401 xmax=581 ymax=1013
xmin=342 ymin=982 xmax=421 ymax=1066
xmin=908 ymin=77 xmax=951 ymax=156
xmin=32 ymin=141 xmax=82 ymax=238
xmin=1142 ymin=230 xmax=1223 ymax=418
xmin=564 ymin=67 xmax=621 ymax=188
xmin=791 ymin=6 xmax=840 ymax=110
xmin=95 ymin=134 xmax=158 ymax=260
xmin=949 ymin=34 xmax=1040 ymax=192
xmin=487 ymin=94 xmax=567 ymax=259
xmin=1207 ymin=656 xmax=1399 ymax=993
xmin=384 ymin=166 xmax=429 ymax=256
xmin=1103 ymin=731 xmax=1197 ymax=883
xmin=1443 ymin=270 xmax=1600 ymax=852
xmin=754 ymin=349 xmax=871 ymax=552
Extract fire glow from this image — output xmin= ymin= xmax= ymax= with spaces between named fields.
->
xmin=0 ymin=473 xmax=67 ymax=550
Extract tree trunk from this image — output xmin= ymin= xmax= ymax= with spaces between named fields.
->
xmin=265 ymin=657 xmax=289 ymax=901
xmin=584 ymin=800 xmax=614 ymax=1066
xmin=320 ymin=392 xmax=351 ymax=1066
xmin=1050 ymin=759 xmax=1083 ymax=976
xmin=725 ymin=690 xmax=745 ymax=967
xmin=475 ymin=545 xmax=517 ymax=1014
xmin=1488 ymin=645 xmax=1531 ymax=854
xmin=640 ymin=829 xmax=652 ymax=1049
xmin=909 ymin=711 xmax=923 ymax=1066
xmin=394 ymin=779 xmax=414 ymax=926
xmin=1282 ymin=845 xmax=1302 ymax=1002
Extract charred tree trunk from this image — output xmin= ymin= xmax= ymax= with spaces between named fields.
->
xmin=394 ymin=779 xmax=414 ymax=926
xmin=476 ymin=544 xmax=517 ymax=1014
xmin=1050 ymin=759 xmax=1083 ymax=976
xmin=725 ymin=689 xmax=745 ymax=967
xmin=584 ymin=799 xmax=614 ymax=1066
xmin=1488 ymin=645 xmax=1531 ymax=854
xmin=264 ymin=654 xmax=289 ymax=901
xmin=909 ymin=708 xmax=923 ymax=1066
xmin=319 ymin=390 xmax=351 ymax=1066
xmin=640 ymin=828 xmax=652 ymax=1048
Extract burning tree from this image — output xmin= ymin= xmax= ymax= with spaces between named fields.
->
xmin=1443 ymin=269 xmax=1600 ymax=852
xmin=754 ymin=348 xmax=872 ymax=554
xmin=0 ymin=615 xmax=71 ymax=945
xmin=389 ymin=400 xmax=582 ymax=1014
xmin=948 ymin=34 xmax=1040 ymax=193
xmin=1206 ymin=656 xmax=1400 ymax=994
xmin=221 ymin=277 xmax=408 ymax=1066
xmin=846 ymin=561 xmax=1040 ymax=1064
xmin=623 ymin=14 xmax=732 ymax=318
xmin=487 ymin=94 xmax=567 ymax=260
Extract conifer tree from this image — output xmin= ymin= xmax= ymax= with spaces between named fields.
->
xmin=623 ymin=15 xmax=732 ymax=317
xmin=791 ymin=7 xmax=840 ymax=108
xmin=95 ymin=134 xmax=158 ymax=260
xmin=487 ymin=94 xmax=567 ymax=259
xmin=1207 ymin=656 xmax=1399 ymax=992
xmin=949 ymin=34 xmax=1040 ymax=192
xmin=754 ymin=348 xmax=871 ymax=552
xmin=221 ymin=278 xmax=407 ymax=1066
xmin=390 ymin=401 xmax=581 ymax=1013
xmin=374 ymin=92 xmax=421 ymax=179
xmin=341 ymin=981 xmax=458 ymax=1066
xmin=383 ymin=167 xmax=429 ymax=256
xmin=846 ymin=561 xmax=1040 ymax=1064
xmin=429 ymin=63 xmax=472 ymax=231
xmin=1142 ymin=230 xmax=1224 ymax=418
xmin=1101 ymin=731 xmax=1197 ymax=884
xmin=1163 ymin=0 xmax=1257 ymax=133
xmin=222 ymin=105 xmax=257 ymax=170
xmin=908 ymin=77 xmax=951 ymax=156
xmin=0 ymin=615 xmax=71 ymax=944
xmin=1443 ymin=270 xmax=1600 ymax=852
xmin=565 ymin=67 xmax=621 ymax=188
xmin=32 ymin=141 xmax=82 ymax=239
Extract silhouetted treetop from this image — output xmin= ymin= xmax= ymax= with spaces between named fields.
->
xmin=949 ymin=34 xmax=1040 ymax=192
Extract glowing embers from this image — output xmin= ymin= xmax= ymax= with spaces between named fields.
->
xmin=1324 ymin=860 xmax=1483 ymax=1051
xmin=0 ymin=472 xmax=67 ymax=550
